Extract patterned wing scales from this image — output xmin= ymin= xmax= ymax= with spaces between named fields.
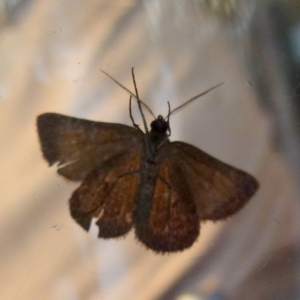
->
xmin=69 ymin=153 xmax=140 ymax=237
xmin=135 ymin=160 xmax=199 ymax=253
xmin=169 ymin=142 xmax=259 ymax=220
xmin=37 ymin=113 xmax=143 ymax=180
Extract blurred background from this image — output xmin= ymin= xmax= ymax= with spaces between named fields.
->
xmin=1 ymin=0 xmax=300 ymax=299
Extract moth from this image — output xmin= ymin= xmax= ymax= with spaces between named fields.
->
xmin=37 ymin=69 xmax=259 ymax=253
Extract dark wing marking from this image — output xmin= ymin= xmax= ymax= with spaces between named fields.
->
xmin=135 ymin=159 xmax=199 ymax=253
xmin=37 ymin=113 xmax=143 ymax=180
xmin=167 ymin=141 xmax=259 ymax=220
xmin=69 ymin=153 xmax=140 ymax=236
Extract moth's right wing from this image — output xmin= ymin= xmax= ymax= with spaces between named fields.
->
xmin=37 ymin=113 xmax=144 ymax=180
xmin=166 ymin=141 xmax=259 ymax=221
xmin=134 ymin=157 xmax=200 ymax=253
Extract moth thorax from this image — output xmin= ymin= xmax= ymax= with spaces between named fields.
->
xmin=150 ymin=115 xmax=169 ymax=133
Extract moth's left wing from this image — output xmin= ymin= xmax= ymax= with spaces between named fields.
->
xmin=69 ymin=152 xmax=140 ymax=234
xmin=37 ymin=113 xmax=143 ymax=180
xmin=166 ymin=141 xmax=259 ymax=220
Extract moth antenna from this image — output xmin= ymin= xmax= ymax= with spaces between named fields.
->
xmin=100 ymin=69 xmax=156 ymax=119
xmin=131 ymin=68 xmax=149 ymax=133
xmin=167 ymin=83 xmax=224 ymax=118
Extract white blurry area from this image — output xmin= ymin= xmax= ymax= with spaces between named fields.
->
xmin=0 ymin=1 xmax=300 ymax=300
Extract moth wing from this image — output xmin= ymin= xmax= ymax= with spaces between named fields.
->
xmin=69 ymin=152 xmax=140 ymax=235
xmin=167 ymin=141 xmax=259 ymax=220
xmin=135 ymin=157 xmax=199 ymax=253
xmin=37 ymin=113 xmax=143 ymax=180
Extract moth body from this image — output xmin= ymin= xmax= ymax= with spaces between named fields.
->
xmin=134 ymin=116 xmax=170 ymax=231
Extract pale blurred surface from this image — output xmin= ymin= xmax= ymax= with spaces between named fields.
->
xmin=1 ymin=1 xmax=300 ymax=300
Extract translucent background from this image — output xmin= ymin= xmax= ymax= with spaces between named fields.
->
xmin=1 ymin=0 xmax=300 ymax=299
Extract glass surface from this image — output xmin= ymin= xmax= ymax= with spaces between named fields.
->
xmin=1 ymin=1 xmax=300 ymax=299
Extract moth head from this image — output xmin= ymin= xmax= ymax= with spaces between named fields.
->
xmin=150 ymin=115 xmax=169 ymax=133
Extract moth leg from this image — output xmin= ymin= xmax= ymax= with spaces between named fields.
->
xmin=157 ymin=175 xmax=172 ymax=224
xmin=166 ymin=101 xmax=171 ymax=136
xmin=131 ymin=68 xmax=149 ymax=133
xmin=129 ymin=96 xmax=143 ymax=132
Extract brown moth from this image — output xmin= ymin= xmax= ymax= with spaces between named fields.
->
xmin=37 ymin=69 xmax=259 ymax=253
